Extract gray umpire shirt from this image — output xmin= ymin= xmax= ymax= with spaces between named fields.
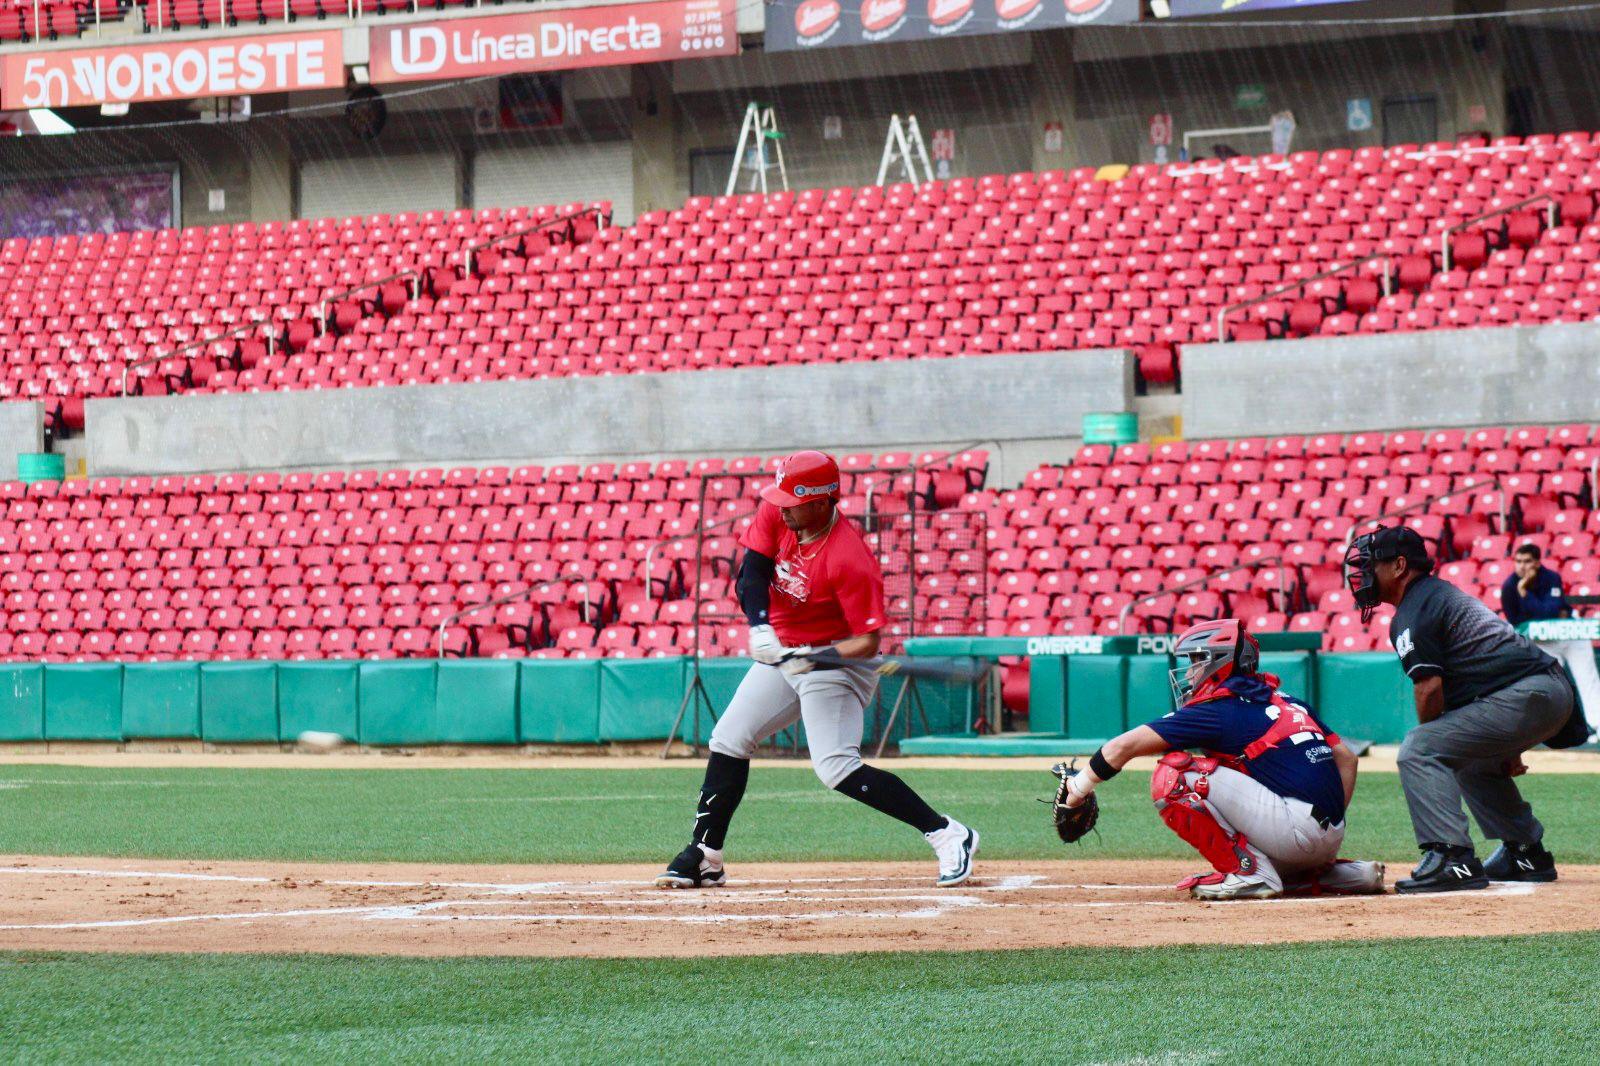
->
xmin=1388 ymin=575 xmax=1557 ymax=712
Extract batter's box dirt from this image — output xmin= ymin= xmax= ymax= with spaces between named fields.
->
xmin=0 ymin=856 xmax=1595 ymax=958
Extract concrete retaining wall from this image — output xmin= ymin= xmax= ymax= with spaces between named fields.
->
xmin=85 ymin=350 xmax=1134 ymax=476
xmin=0 ymin=402 xmax=45 ymax=473
xmin=1181 ymin=324 xmax=1600 ymax=439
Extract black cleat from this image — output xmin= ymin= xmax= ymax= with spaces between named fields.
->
xmin=654 ymin=843 xmax=726 ymax=889
xmin=1484 ymin=841 xmax=1558 ymax=883
xmin=1395 ymin=848 xmax=1490 ymax=894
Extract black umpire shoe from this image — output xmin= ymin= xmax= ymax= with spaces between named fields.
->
xmin=1484 ymin=841 xmax=1558 ymax=883
xmin=1394 ymin=847 xmax=1490 ymax=894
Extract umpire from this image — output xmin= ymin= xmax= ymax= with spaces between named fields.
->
xmin=1344 ymin=526 xmax=1577 ymax=893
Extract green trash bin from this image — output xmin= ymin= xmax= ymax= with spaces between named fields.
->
xmin=1082 ymin=412 xmax=1138 ymax=446
xmin=17 ymin=453 xmax=65 ymax=484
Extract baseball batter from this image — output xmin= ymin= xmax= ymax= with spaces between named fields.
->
xmin=656 ymin=450 xmax=980 ymax=889
xmin=1059 ymin=619 xmax=1386 ymax=900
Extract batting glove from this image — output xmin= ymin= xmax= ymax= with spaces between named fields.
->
xmin=748 ymin=624 xmax=784 ymax=665
xmin=779 ymin=647 xmax=817 ymax=676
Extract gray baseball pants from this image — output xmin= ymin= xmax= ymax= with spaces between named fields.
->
xmin=1397 ymin=668 xmax=1574 ymax=849
xmin=709 ymin=663 xmax=878 ymax=788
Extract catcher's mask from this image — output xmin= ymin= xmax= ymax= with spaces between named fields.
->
xmin=1169 ymin=618 xmax=1260 ymax=707
xmin=1344 ymin=525 xmax=1434 ymax=623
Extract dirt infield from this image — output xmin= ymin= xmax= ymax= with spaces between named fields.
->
xmin=0 ymin=855 xmax=1593 ymax=958
xmin=3 ymin=747 xmax=1600 ymax=773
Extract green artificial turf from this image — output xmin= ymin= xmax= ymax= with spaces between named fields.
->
xmin=3 ymin=935 xmax=1599 ymax=1063
xmin=0 ymin=762 xmax=1595 ymax=865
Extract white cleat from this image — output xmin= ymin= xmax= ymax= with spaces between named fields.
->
xmin=927 ymin=817 xmax=979 ymax=887
xmin=1192 ymin=872 xmax=1282 ymax=901
xmin=1314 ymin=859 xmax=1387 ymax=896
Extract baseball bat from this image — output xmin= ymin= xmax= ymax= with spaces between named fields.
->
xmin=790 ymin=649 xmax=990 ymax=684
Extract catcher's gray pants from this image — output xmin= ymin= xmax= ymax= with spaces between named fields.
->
xmin=709 ymin=663 xmax=878 ymax=788
xmin=1397 ymin=668 xmax=1574 ymax=849
xmin=1182 ymin=766 xmax=1349 ymax=892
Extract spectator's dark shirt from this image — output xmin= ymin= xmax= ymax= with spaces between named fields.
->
xmin=1501 ymin=565 xmax=1568 ymax=626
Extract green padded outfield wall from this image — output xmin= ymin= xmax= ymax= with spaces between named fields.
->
xmin=437 ymin=661 xmax=519 ymax=744
xmin=43 ymin=664 xmax=122 ymax=741
xmin=200 ymin=663 xmax=279 ymax=742
xmin=358 ymin=661 xmax=438 ymax=746
xmin=518 ymin=660 xmax=601 ymax=743
xmin=0 ymin=664 xmax=43 ymax=741
xmin=0 ymin=653 xmax=1579 ymax=748
xmin=122 ymin=663 xmax=200 ymax=739
xmin=278 ymin=662 xmax=360 ymax=741
xmin=600 ymin=659 xmax=688 ymax=742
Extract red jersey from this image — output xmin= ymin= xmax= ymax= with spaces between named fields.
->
xmin=740 ymin=501 xmax=886 ymax=646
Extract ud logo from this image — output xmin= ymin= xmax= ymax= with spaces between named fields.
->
xmin=1395 ymin=628 xmax=1414 ymax=658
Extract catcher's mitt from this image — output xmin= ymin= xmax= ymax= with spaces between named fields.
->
xmin=1046 ymin=761 xmax=1099 ymax=844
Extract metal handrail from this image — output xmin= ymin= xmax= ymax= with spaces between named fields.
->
xmin=1341 ymin=477 xmax=1506 ymax=552
xmin=120 ymin=315 xmax=273 ymax=397
xmin=1440 ymin=193 xmax=1557 ymax=273
xmin=1117 ymin=555 xmax=1284 ymax=635
xmin=1217 ymin=252 xmax=1393 ymax=343
xmin=641 ymin=502 xmax=753 ymax=605
xmin=461 ymin=206 xmax=608 ymax=277
xmin=434 ymin=568 xmax=591 ymax=658
xmin=314 ymin=268 xmax=421 ymax=335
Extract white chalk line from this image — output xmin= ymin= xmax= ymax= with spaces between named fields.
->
xmin=438 ymin=790 xmax=835 ymax=804
xmin=0 ymin=779 xmax=233 ymax=788
xmin=0 ymin=867 xmax=1552 ymax=932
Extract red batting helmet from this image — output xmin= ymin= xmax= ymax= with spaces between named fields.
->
xmin=761 ymin=450 xmax=841 ymax=508
xmin=1168 ymin=618 xmax=1261 ymax=707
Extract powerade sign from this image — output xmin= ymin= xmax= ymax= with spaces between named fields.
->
xmin=1025 ymin=636 xmax=1106 ymax=656
xmin=1162 ymin=0 xmax=1368 ymax=16
xmin=765 ymin=0 xmax=1137 ymax=52
xmin=1523 ymin=619 xmax=1600 ymax=643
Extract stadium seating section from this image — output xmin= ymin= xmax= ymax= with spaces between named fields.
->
xmin=0 ymin=449 xmax=991 ymax=662
xmin=979 ymin=424 xmax=1600 ymax=651
xmin=0 ymin=425 xmax=1594 ymax=662
xmin=2 ymin=204 xmax=605 ymax=433
xmin=10 ymin=131 xmax=1600 ymax=435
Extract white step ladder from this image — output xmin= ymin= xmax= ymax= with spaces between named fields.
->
xmin=726 ymin=103 xmax=788 ymax=196
xmin=875 ymin=114 xmax=935 ymax=187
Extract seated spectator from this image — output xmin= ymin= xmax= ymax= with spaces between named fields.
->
xmin=1501 ymin=544 xmax=1567 ymax=625
xmin=1503 ymin=543 xmax=1600 ymax=736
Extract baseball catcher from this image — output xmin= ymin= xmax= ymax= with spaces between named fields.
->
xmin=1053 ymin=618 xmax=1386 ymax=900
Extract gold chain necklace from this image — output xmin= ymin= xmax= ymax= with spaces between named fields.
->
xmin=794 ymin=512 xmax=837 ymax=559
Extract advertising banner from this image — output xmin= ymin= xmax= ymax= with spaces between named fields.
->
xmin=1163 ymin=0 xmax=1368 ymax=16
xmin=765 ymin=0 xmax=1137 ymax=52
xmin=0 ymin=31 xmax=341 ymax=109
xmin=370 ymin=0 xmax=736 ymax=84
